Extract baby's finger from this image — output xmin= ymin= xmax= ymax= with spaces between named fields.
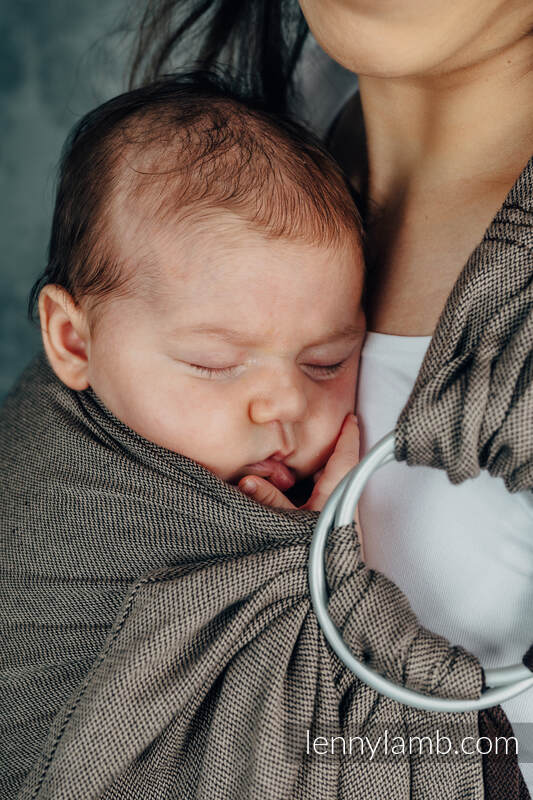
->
xmin=238 ymin=476 xmax=296 ymax=509
xmin=306 ymin=414 xmax=359 ymax=511
xmin=312 ymin=467 xmax=325 ymax=484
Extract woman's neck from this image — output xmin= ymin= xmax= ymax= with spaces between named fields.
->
xmin=331 ymin=34 xmax=533 ymax=335
xmin=359 ymin=34 xmax=533 ymax=209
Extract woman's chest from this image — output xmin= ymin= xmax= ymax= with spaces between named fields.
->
xmin=361 ymin=186 xmax=514 ymax=335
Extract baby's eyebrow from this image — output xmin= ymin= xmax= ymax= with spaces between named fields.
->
xmin=173 ymin=323 xmax=364 ymax=347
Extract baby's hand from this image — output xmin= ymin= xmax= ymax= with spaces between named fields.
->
xmin=238 ymin=413 xmax=359 ymax=512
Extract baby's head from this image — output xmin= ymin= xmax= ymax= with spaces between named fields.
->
xmin=31 ymin=74 xmax=365 ymax=491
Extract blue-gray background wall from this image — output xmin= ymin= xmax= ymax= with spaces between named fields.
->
xmin=0 ymin=0 xmax=133 ymax=403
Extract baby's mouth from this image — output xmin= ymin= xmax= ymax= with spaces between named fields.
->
xmin=243 ymin=458 xmax=296 ymax=491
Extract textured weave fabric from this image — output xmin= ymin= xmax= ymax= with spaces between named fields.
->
xmin=1 ymin=355 xmax=484 ymax=799
xmin=0 ymin=155 xmax=531 ymax=799
xmin=395 ymin=156 xmax=533 ymax=492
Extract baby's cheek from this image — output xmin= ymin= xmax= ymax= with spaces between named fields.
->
xmin=302 ymin=375 xmax=357 ymax=470
xmin=177 ymin=402 xmax=254 ymax=478
xmin=325 ymin=368 xmax=358 ymax=417
xmin=298 ymin=414 xmax=342 ymax=476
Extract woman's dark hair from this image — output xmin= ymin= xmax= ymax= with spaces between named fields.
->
xmin=129 ymin=0 xmax=309 ymax=114
xmin=28 ymin=71 xmax=362 ymax=327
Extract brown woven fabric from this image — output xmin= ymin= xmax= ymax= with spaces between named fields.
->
xmin=0 ymin=155 xmax=531 ymax=799
xmin=395 ymin=156 xmax=533 ymax=492
xmin=480 ymin=707 xmax=531 ymax=800
xmin=1 ymin=356 xmax=483 ymax=799
xmin=523 ymin=645 xmax=533 ymax=672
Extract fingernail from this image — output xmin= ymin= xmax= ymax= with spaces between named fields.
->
xmin=241 ymin=478 xmax=257 ymax=495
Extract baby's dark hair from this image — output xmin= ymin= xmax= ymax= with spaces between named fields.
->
xmin=28 ymin=71 xmax=363 ymax=325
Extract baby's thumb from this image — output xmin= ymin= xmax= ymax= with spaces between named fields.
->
xmin=238 ymin=476 xmax=296 ymax=510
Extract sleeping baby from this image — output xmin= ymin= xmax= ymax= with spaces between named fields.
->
xmin=32 ymin=73 xmax=366 ymax=511
xmin=1 ymin=72 xmax=368 ymax=794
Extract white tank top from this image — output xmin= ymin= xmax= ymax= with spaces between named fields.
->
xmin=357 ymin=332 xmax=533 ymax=781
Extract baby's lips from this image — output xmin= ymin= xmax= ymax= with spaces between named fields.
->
xmin=244 ymin=459 xmax=296 ymax=491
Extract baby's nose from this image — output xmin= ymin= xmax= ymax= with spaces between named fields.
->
xmin=249 ymin=370 xmax=307 ymax=426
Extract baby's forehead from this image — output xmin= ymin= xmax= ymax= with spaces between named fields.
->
xmin=110 ymin=194 xmax=360 ymax=280
xmin=90 ymin=204 xmax=364 ymax=360
xmin=118 ymin=227 xmax=363 ymax=355
xmin=154 ymin=211 xmax=360 ymax=282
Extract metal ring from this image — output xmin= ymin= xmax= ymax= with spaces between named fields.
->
xmin=308 ymin=431 xmax=533 ymax=712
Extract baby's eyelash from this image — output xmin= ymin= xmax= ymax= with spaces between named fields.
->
xmin=189 ymin=363 xmax=240 ymax=378
xmin=188 ymin=360 xmax=348 ymax=380
xmin=303 ymin=361 xmax=347 ymax=378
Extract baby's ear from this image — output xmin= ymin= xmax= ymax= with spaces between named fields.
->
xmin=38 ymin=284 xmax=91 ymax=391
